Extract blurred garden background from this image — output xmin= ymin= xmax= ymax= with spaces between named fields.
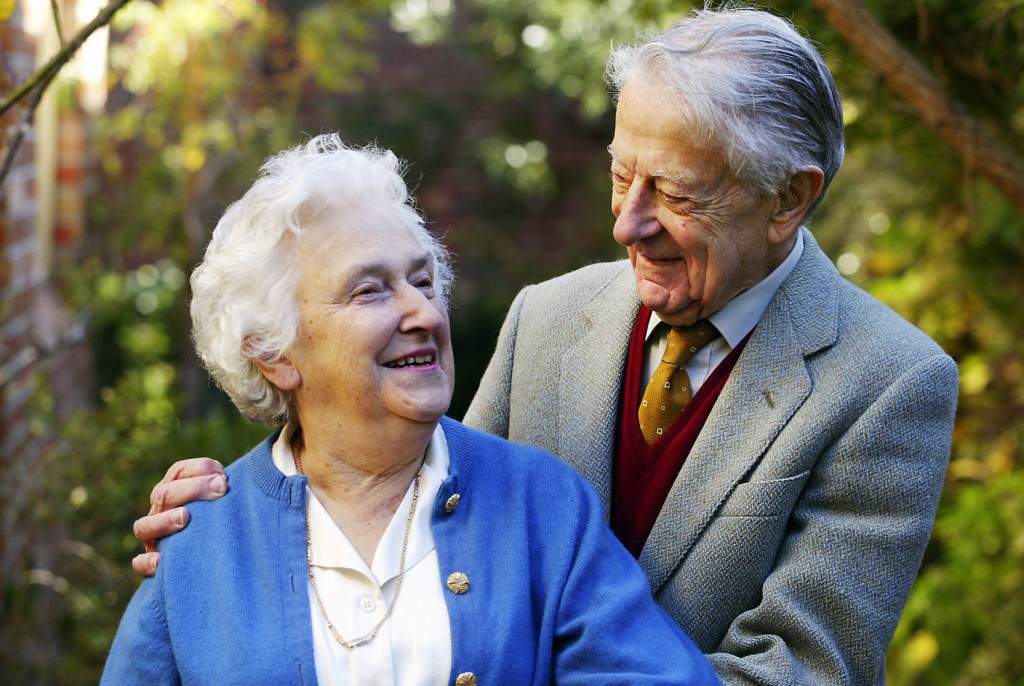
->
xmin=1 ymin=0 xmax=1022 ymax=683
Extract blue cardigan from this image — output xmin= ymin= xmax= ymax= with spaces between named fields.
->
xmin=102 ymin=417 xmax=719 ymax=685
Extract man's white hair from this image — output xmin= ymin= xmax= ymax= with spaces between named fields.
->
xmin=606 ymin=6 xmax=845 ymax=212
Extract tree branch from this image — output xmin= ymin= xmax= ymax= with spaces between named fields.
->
xmin=0 ymin=0 xmax=136 ymax=185
xmin=812 ymin=0 xmax=1024 ymax=215
xmin=1 ymin=0 xmax=134 ymax=119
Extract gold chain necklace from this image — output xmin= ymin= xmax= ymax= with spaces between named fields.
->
xmin=293 ymin=437 xmax=422 ymax=649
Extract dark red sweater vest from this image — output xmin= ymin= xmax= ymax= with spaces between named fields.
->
xmin=611 ymin=306 xmax=747 ymax=557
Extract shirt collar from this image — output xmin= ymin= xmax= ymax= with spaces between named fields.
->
xmin=645 ymin=230 xmax=804 ymax=348
xmin=272 ymin=421 xmax=449 ymax=479
xmin=271 ymin=422 xmax=450 ymax=579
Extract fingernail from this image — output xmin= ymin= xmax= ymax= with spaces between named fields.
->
xmin=213 ymin=475 xmax=227 ymax=496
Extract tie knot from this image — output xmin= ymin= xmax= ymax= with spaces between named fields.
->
xmin=662 ymin=320 xmax=719 ymax=366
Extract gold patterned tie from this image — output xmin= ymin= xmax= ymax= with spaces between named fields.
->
xmin=638 ymin=321 xmax=719 ymax=444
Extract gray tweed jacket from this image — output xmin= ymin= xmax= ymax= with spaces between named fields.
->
xmin=463 ymin=229 xmax=958 ymax=685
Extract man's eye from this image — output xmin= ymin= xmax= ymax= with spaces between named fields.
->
xmin=659 ymin=188 xmax=693 ymax=205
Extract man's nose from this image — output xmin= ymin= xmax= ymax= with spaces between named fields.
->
xmin=612 ymin=181 xmax=661 ymax=246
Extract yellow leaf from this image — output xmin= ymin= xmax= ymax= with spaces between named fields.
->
xmin=182 ymin=145 xmax=206 ymax=172
xmin=959 ymin=354 xmax=991 ymax=396
xmin=0 ymin=0 xmax=15 ymax=21
xmin=905 ymin=631 xmax=939 ymax=670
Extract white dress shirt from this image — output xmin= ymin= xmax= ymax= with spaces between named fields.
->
xmin=643 ymin=231 xmax=805 ymax=393
xmin=272 ymin=423 xmax=452 ymax=686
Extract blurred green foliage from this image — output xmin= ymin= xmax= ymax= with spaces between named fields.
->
xmin=890 ymin=472 xmax=1024 ymax=684
xmin=19 ymin=262 xmax=268 ymax=684
xmin=8 ymin=0 xmax=1023 ymax=683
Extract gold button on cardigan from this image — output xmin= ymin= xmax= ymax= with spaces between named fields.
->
xmin=446 ymin=572 xmax=470 ymax=594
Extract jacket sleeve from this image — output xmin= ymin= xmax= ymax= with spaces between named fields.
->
xmin=553 ymin=478 xmax=722 ymax=686
xmin=708 ymin=353 xmax=958 ymax=684
xmin=461 ymin=285 xmax=533 ymax=438
xmin=101 ymin=575 xmax=180 ymax=685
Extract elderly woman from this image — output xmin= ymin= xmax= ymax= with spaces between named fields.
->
xmin=102 ymin=134 xmax=718 ymax=685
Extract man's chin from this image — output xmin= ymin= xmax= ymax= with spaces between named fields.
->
xmin=639 ymin=294 xmax=704 ymax=327
xmin=635 ymin=282 xmax=695 ymax=322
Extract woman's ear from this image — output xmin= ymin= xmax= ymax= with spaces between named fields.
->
xmin=252 ymin=355 xmax=301 ymax=391
xmin=767 ymin=166 xmax=825 ymax=245
xmin=245 ymin=335 xmax=301 ymax=391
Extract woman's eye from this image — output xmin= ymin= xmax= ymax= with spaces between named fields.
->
xmin=353 ymin=284 xmax=381 ymax=297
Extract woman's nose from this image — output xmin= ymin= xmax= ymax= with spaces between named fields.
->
xmin=398 ymin=284 xmax=445 ymax=332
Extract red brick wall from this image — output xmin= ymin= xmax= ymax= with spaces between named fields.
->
xmin=1 ymin=5 xmax=40 ymax=461
xmin=1 ymin=7 xmax=94 ymax=669
xmin=1 ymin=4 xmax=93 ymax=453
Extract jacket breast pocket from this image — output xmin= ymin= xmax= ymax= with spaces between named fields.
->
xmin=717 ymin=470 xmax=810 ymax=518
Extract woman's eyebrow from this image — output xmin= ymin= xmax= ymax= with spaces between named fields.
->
xmin=341 ymin=252 xmax=434 ymax=283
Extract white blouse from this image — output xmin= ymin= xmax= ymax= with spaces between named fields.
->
xmin=272 ymin=423 xmax=453 ymax=685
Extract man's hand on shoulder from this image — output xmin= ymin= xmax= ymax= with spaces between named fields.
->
xmin=131 ymin=458 xmax=228 ymax=576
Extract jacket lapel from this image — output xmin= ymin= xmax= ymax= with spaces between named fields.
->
xmin=558 ymin=262 xmax=640 ymax=514
xmin=638 ymin=230 xmax=840 ymax=592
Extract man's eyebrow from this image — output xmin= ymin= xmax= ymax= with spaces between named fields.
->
xmin=607 ymin=146 xmax=685 ymax=184
xmin=652 ymin=168 xmax=687 ymax=184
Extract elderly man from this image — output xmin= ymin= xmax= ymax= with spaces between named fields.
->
xmin=133 ymin=7 xmax=957 ymax=684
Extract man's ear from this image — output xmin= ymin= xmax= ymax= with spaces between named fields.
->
xmin=767 ymin=166 xmax=825 ymax=245
xmin=250 ymin=348 xmax=301 ymax=391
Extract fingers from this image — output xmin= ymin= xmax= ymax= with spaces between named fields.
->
xmin=132 ymin=551 xmax=161 ymax=577
xmin=131 ymin=459 xmax=228 ymax=578
xmin=149 ymin=471 xmax=228 ymax=514
xmin=134 ymin=507 xmax=191 ymax=550
xmin=159 ymin=457 xmax=226 ymax=484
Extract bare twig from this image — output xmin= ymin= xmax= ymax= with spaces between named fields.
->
xmin=50 ymin=0 xmax=66 ymax=48
xmin=0 ymin=76 xmax=48 ymax=184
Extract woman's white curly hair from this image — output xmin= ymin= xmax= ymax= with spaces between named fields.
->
xmin=189 ymin=133 xmax=453 ymax=427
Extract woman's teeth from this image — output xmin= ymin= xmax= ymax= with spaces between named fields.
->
xmin=385 ymin=354 xmax=434 ymax=368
